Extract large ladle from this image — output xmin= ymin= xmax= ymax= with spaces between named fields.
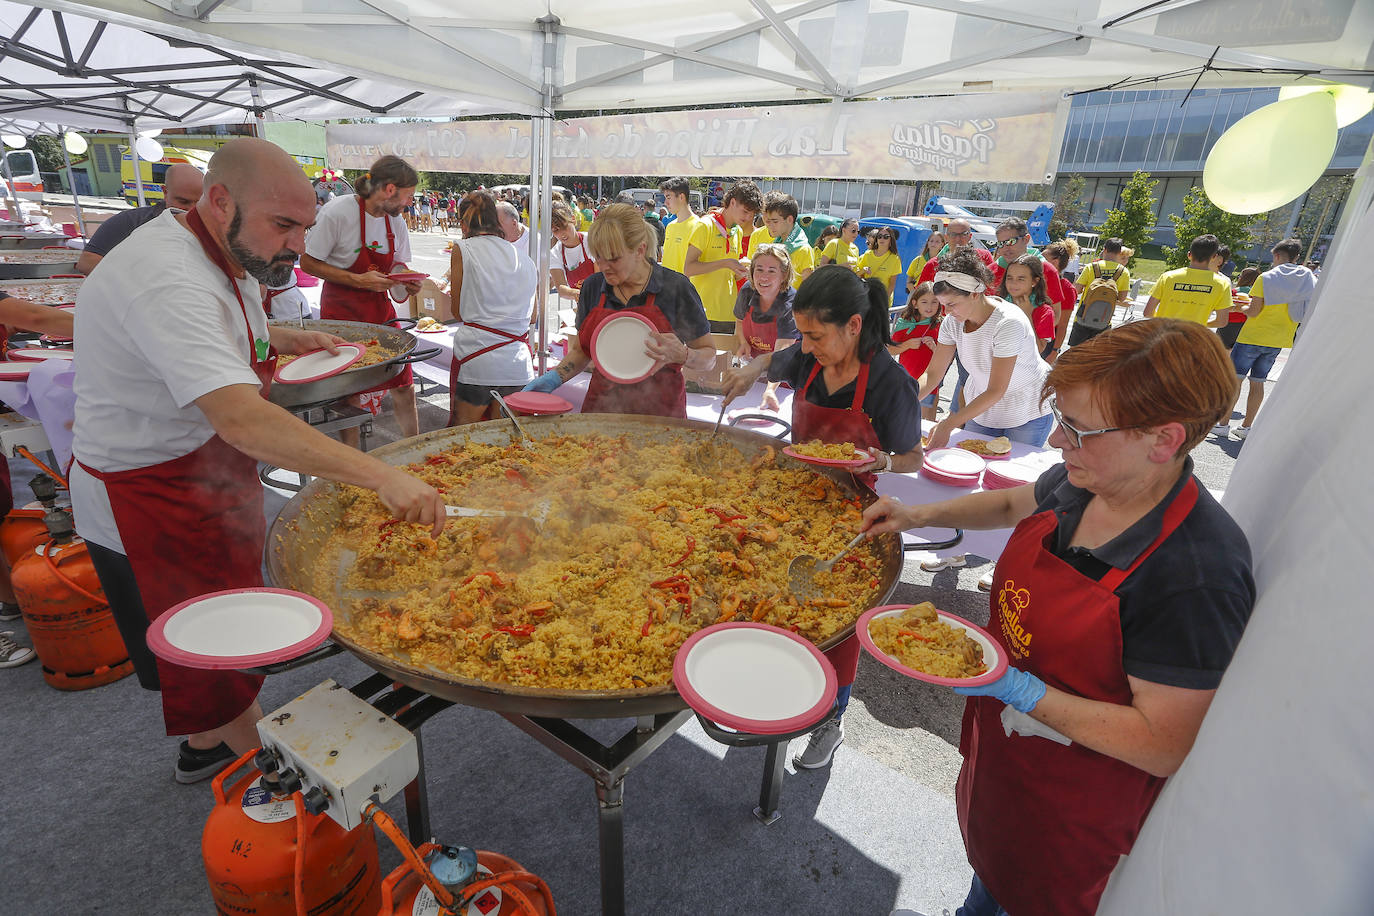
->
xmin=788 ymin=532 xmax=867 ymax=600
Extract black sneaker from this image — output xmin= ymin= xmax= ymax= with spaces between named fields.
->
xmin=175 ymin=741 xmax=236 ymax=785
xmin=0 ymin=602 xmax=21 ymax=622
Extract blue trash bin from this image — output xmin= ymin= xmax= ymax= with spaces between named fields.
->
xmin=857 ymin=217 xmax=933 ymax=309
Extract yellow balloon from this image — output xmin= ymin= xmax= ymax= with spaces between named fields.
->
xmin=1279 ymin=83 xmax=1374 ymax=129
xmin=1204 ymin=92 xmax=1337 ymax=215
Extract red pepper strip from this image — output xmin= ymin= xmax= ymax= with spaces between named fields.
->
xmin=498 ymin=624 xmax=536 ymax=637
xmin=705 ymin=507 xmax=746 ymax=523
xmin=641 ymin=616 xmax=653 ymax=637
xmin=482 ymin=632 xmax=495 ymax=641
xmin=462 ymin=570 xmax=504 ymax=587
xmin=651 ymin=575 xmax=690 ymax=588
xmin=898 ymin=629 xmax=932 ymax=642
xmin=505 ymin=467 xmax=531 ymax=489
xmin=672 ymin=594 xmax=691 ymax=604
xmin=667 ymin=535 xmax=696 ymax=567
xmin=425 ymin=455 xmax=449 ymax=466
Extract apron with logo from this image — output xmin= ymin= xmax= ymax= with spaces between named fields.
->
xmin=956 ymin=477 xmax=1198 ymax=916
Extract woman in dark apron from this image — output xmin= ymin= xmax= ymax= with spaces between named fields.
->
xmin=861 ymin=319 xmax=1256 ymax=916
xmin=523 ymin=204 xmax=717 ymax=414
xmin=721 ymin=265 xmax=926 ymax=769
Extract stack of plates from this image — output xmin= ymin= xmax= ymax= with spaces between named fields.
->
xmin=983 ymin=460 xmax=1046 ymax=490
xmin=921 ymin=447 xmax=985 ymax=487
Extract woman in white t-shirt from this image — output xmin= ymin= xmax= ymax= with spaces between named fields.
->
xmin=448 ymin=190 xmax=538 ymax=425
xmin=918 ymin=248 xmax=1053 ymax=450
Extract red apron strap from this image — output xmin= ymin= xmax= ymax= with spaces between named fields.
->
xmin=453 ymin=322 xmax=530 ymax=370
xmin=184 ymin=208 xmax=257 ymax=359
xmin=1098 ymin=477 xmax=1199 ymax=592
xmin=851 ymin=360 xmax=871 ymax=411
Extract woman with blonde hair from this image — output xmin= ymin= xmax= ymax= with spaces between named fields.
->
xmin=524 ymin=204 xmax=716 ymax=417
xmin=733 ymin=243 xmax=798 ymax=411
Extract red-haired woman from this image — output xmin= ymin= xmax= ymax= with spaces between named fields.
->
xmin=862 ymin=319 xmax=1256 ymax=916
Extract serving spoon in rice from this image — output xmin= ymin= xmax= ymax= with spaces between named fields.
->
xmin=788 ymin=532 xmax=868 ymax=600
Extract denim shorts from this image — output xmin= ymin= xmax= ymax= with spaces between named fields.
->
xmin=920 ymin=387 xmax=939 ymax=408
xmin=1230 ymin=342 xmax=1280 ymax=380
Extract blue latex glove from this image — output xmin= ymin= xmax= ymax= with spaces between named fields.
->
xmin=954 ymin=667 xmax=1047 ymax=713
xmin=523 ymin=369 xmax=562 ymax=393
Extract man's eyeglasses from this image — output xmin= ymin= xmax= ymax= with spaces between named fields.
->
xmin=992 ymin=237 xmax=1021 ymax=251
xmin=1048 ymin=398 xmax=1142 ymax=448
xmin=947 ymin=229 xmax=972 ymax=238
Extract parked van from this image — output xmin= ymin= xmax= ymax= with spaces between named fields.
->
xmin=120 ymin=145 xmax=213 ymax=206
xmin=624 ymin=187 xmax=705 ymax=213
xmin=3 ymin=149 xmax=44 ymax=201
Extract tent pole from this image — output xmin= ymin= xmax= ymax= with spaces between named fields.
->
xmin=57 ymin=130 xmax=88 ymax=237
xmin=129 ymin=119 xmax=146 ymax=208
xmin=534 ymin=15 xmax=559 ymax=374
xmin=0 ymin=149 xmax=20 ymax=221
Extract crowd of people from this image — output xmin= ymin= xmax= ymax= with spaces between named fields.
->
xmin=0 ymin=144 xmax=1324 ymax=916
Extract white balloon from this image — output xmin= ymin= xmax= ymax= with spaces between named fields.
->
xmin=1203 ymin=92 xmax=1337 ymax=215
xmin=1 ymin=134 xmax=27 ymax=149
xmin=1278 ymin=83 xmax=1374 ymax=129
xmin=135 ymin=136 xmax=164 ymax=162
xmin=138 ymin=127 xmax=162 ymax=139
xmin=63 ymin=132 xmax=88 ymax=155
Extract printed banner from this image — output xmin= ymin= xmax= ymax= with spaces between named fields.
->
xmin=326 ymin=93 xmax=1066 ymax=183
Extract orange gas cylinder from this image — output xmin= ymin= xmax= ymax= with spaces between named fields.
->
xmin=203 ymin=752 xmax=383 ymax=916
xmin=1 ymin=502 xmax=51 ymax=567
xmin=381 ymin=843 xmax=553 ymax=916
xmin=10 ymin=532 xmax=132 ymax=690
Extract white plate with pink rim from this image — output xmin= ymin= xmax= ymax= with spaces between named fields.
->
xmin=924 ymin=447 xmax=987 ymax=477
xmin=146 ymin=587 xmax=333 ymax=670
xmin=274 ymin=343 xmax=365 ymax=384
xmin=590 ymin=312 xmax=658 ymax=384
xmin=0 ymin=362 xmax=35 ymax=381
xmin=8 ymin=346 xmax=73 ymax=361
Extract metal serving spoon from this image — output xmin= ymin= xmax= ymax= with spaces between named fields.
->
xmin=788 ymin=532 xmax=867 ymax=600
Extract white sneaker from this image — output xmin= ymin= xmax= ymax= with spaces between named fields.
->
xmin=1213 ymin=423 xmax=1231 ymax=436
xmin=793 ymin=718 xmax=844 ymax=769
xmin=0 ymin=631 xmax=35 ymax=668
xmin=977 ymin=570 xmax=995 ymax=592
xmin=1233 ymin=426 xmax=1251 ymax=439
xmin=920 ymin=554 xmax=967 ymax=572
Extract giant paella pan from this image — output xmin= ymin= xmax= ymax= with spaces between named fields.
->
xmin=267 ymin=414 xmax=908 ymax=717
xmin=267 ymin=318 xmax=438 ymax=408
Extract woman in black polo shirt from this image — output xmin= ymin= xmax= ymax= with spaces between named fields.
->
xmin=721 ymin=265 xmax=924 ymax=770
xmin=861 ymin=319 xmax=1256 ymax=916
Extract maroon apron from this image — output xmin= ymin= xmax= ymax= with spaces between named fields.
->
xmin=740 ymin=300 xmax=781 ymax=360
xmin=318 ymin=196 xmax=411 ymax=391
xmin=558 ymin=235 xmax=596 ymax=290
xmin=790 ymin=360 xmax=883 ymax=691
xmin=581 ymin=290 xmax=687 ymax=418
xmin=956 ymin=477 xmax=1199 ymax=916
xmin=76 ymin=208 xmax=276 ymax=735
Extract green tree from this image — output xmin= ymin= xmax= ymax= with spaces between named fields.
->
xmin=1295 ymin=175 xmax=1353 ymax=261
xmin=27 ymin=135 xmax=65 ymax=173
xmin=1096 ymin=170 xmax=1158 ymax=267
xmin=1162 ymin=186 xmax=1257 ymax=269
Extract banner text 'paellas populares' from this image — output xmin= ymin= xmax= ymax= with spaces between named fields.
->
xmin=326 ymin=93 xmax=1066 ymax=183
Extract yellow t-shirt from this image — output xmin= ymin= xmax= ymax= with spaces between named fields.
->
xmin=1076 ymin=260 xmax=1131 ymax=292
xmin=747 ymin=225 xmax=773 ymax=257
xmin=822 ymin=238 xmax=859 ymax=270
xmin=687 ymin=216 xmax=744 ymax=323
xmin=1150 ymin=267 xmax=1231 ymax=325
xmin=661 ymin=214 xmax=698 ymax=275
xmin=1236 ymin=275 xmax=1299 ymax=349
xmin=786 ymin=244 xmax=816 ymax=290
xmin=907 ymin=254 xmax=928 ymax=283
xmin=857 ymin=250 xmax=903 ymax=301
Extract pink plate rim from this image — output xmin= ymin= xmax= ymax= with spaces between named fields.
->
xmin=8 ymin=346 xmax=73 ymax=361
xmin=0 ymin=364 xmax=34 ymax=378
xmin=782 ymin=444 xmax=870 ymax=468
xmin=673 ymin=622 xmax=837 ymax=735
xmin=502 ymin=391 xmax=574 ymax=415
xmin=388 ymin=271 xmax=429 ymax=283
xmin=146 ymin=587 xmax=333 ymax=670
xmin=920 ymin=465 xmax=982 ymax=487
xmin=588 ymin=311 xmax=658 ymax=385
xmin=856 ymin=604 xmax=1007 ymax=688
xmin=925 ymin=446 xmax=987 ymax=475
xmin=273 ymin=343 xmax=364 ymax=384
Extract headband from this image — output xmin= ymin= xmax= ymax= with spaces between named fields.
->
xmin=934 ymin=270 xmax=986 ymax=294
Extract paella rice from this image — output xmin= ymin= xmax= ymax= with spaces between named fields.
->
xmin=868 ymin=602 xmax=987 ymax=678
xmin=277 ymin=338 xmax=400 ymax=369
xmin=309 ymin=434 xmax=886 ymax=691
xmin=958 ymin=436 xmax=1012 ymax=456
xmin=791 ymin=439 xmax=862 ymax=461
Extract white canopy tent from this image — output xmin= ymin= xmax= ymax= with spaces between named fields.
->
xmin=5 ymin=3 xmax=1374 ymax=913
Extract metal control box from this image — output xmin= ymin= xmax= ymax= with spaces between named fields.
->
xmin=256 ymin=679 xmax=419 ymax=830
